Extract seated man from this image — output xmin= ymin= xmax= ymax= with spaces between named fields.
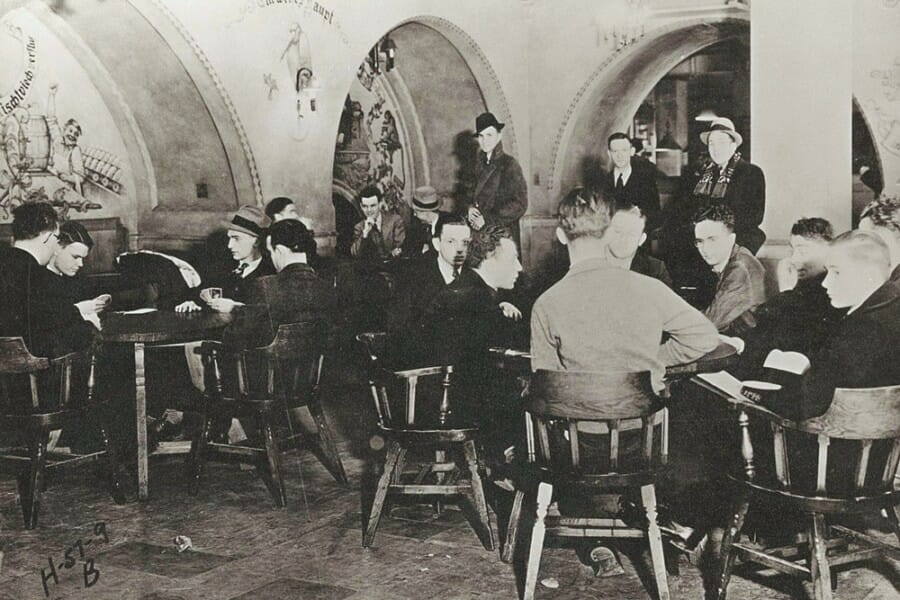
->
xmin=532 ymin=186 xmax=718 ymax=400
xmin=178 ymin=205 xmax=276 ymax=313
xmin=859 ymin=195 xmax=900 ymax=285
xmin=401 ymin=186 xmax=444 ymax=258
xmin=223 ymin=219 xmax=335 ymax=351
xmin=604 ymin=202 xmax=673 ymax=288
xmin=737 ymin=218 xmax=844 ymax=377
xmin=771 ymin=230 xmax=900 ymax=421
xmin=693 ymin=204 xmax=765 ymax=334
xmin=0 ymin=202 xmax=96 ymax=358
xmin=392 ymin=213 xmax=471 ymax=338
xmin=264 ymin=195 xmax=314 ymax=230
xmin=351 ymin=185 xmax=405 ymax=260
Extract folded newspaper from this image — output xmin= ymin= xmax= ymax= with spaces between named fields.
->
xmin=696 ymin=349 xmax=811 ymax=400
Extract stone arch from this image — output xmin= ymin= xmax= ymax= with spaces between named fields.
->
xmin=549 ymin=17 xmax=750 ymax=201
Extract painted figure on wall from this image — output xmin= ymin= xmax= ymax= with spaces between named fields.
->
xmin=46 ymin=83 xmax=85 ymax=195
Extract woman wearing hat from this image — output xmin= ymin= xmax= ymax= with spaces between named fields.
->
xmin=692 ymin=117 xmax=766 ymax=254
xmin=461 ymin=111 xmax=528 ymax=246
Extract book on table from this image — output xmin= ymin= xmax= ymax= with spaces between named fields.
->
xmin=696 ymin=349 xmax=811 ymax=402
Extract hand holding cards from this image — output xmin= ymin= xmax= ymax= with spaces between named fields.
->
xmin=199 ymin=287 xmax=223 ymax=304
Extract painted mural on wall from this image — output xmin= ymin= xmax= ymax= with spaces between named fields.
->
xmin=0 ymin=17 xmax=128 ymax=223
xmin=867 ymin=56 xmax=900 ymax=159
xmin=333 ymin=68 xmax=410 ymax=215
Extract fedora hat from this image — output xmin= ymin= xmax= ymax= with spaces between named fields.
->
xmin=474 ymin=112 xmax=505 ymax=135
xmin=225 ymin=205 xmax=270 ymax=237
xmin=412 ymin=186 xmax=439 ymax=211
xmin=700 ymin=117 xmax=743 ymax=147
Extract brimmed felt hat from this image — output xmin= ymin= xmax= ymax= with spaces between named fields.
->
xmin=225 ymin=205 xmax=270 ymax=237
xmin=412 ymin=186 xmax=439 ymax=211
xmin=700 ymin=117 xmax=743 ymax=147
xmin=474 ymin=112 xmax=505 ymax=135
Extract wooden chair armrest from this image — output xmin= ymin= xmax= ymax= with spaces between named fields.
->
xmin=47 ymin=350 xmax=82 ymax=369
xmin=194 ymin=340 xmax=225 ymax=356
xmin=730 ymin=396 xmax=800 ymax=430
xmin=392 ymin=365 xmax=449 ymax=379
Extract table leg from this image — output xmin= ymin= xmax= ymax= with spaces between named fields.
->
xmin=135 ymin=342 xmax=149 ymax=501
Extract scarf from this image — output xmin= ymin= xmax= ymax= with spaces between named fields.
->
xmin=693 ymin=151 xmax=742 ymax=198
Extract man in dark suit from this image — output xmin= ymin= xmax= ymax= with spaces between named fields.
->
xmin=351 ymin=185 xmax=405 ymax=259
xmin=605 ymin=132 xmax=660 ymax=230
xmin=401 ymin=186 xmax=444 ymax=258
xmin=605 ymin=203 xmax=672 ymax=287
xmin=177 ymin=205 xmax=276 ymax=313
xmin=461 ymin=112 xmax=528 ymax=247
xmin=0 ymin=202 xmax=95 ymax=358
xmin=224 ymin=219 xmax=336 ymax=351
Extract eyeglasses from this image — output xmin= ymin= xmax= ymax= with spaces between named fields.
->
xmin=44 ymin=231 xmax=59 ymax=245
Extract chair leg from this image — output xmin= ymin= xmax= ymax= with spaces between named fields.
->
xmin=641 ymin=484 xmax=670 ymax=600
xmin=464 ymin=440 xmax=495 ymax=551
xmin=523 ymin=482 xmax=553 ymax=600
xmin=97 ymin=418 xmax=126 ymax=505
xmin=501 ymin=490 xmax=526 ymax=564
xmin=20 ymin=431 xmax=48 ymax=529
xmin=188 ymin=410 xmax=213 ymax=496
xmin=712 ymin=491 xmax=751 ymax=600
xmin=364 ymin=441 xmax=404 ymax=548
xmin=260 ymin=411 xmax=287 ymax=508
xmin=306 ymin=393 xmax=348 ymax=484
xmin=808 ymin=513 xmax=833 ymax=600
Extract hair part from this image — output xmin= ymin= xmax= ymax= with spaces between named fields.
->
xmin=433 ymin=212 xmax=469 ymax=239
xmin=693 ymin=203 xmax=735 ymax=232
xmin=465 ymin=225 xmax=511 ymax=269
xmin=265 ymin=196 xmax=295 ymax=220
xmin=267 ymin=219 xmax=317 ymax=258
xmin=791 ymin=217 xmax=833 ymax=241
xmin=358 ymin=185 xmax=382 ymax=203
xmin=58 ymin=220 xmax=93 ymax=249
xmin=830 ymin=230 xmax=890 ymax=272
xmin=860 ymin=195 xmax=900 ymax=237
xmin=607 ymin=132 xmax=630 ymax=148
xmin=11 ymin=202 xmax=58 ymax=241
xmin=556 ymin=186 xmax=612 ymax=241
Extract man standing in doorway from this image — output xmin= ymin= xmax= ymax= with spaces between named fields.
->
xmin=462 ymin=112 xmax=528 ymax=247
xmin=605 ymin=132 xmax=660 ymax=229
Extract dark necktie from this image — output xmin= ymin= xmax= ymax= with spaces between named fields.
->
xmin=711 ymin=166 xmax=721 ymax=183
xmin=233 ymin=262 xmax=247 ymax=278
xmin=452 ymin=265 xmax=460 ymax=280
xmin=616 ymin=173 xmax=624 ymax=191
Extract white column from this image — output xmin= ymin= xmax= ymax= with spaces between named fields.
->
xmin=752 ymin=0 xmax=853 ymax=243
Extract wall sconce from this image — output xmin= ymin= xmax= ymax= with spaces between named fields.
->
xmin=695 ymin=109 xmax=718 ymax=122
xmin=380 ymin=36 xmax=397 ymax=72
xmin=296 ymin=69 xmax=320 ymax=118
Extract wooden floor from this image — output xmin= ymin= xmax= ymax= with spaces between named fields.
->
xmin=1 ymin=368 xmax=899 ymax=599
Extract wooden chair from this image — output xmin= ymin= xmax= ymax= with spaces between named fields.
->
xmin=711 ymin=385 xmax=900 ymax=600
xmin=505 ymin=369 xmax=671 ymax=600
xmin=0 ymin=338 xmax=125 ymax=528
xmin=189 ymin=321 xmax=347 ymax=507
xmin=356 ymin=332 xmax=494 ymax=550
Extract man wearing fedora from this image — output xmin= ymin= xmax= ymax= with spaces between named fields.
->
xmin=177 ymin=205 xmax=275 ymax=313
xmin=402 ymin=185 xmax=444 ymax=258
xmin=462 ymin=111 xmax=528 ymax=246
xmin=692 ymin=117 xmax=766 ymax=254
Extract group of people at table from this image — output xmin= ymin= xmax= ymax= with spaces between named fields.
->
xmin=2 ymin=110 xmax=900 ymax=572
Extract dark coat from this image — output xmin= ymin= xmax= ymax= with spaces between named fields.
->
xmin=223 ymin=262 xmax=336 ymax=351
xmin=630 ymin=251 xmax=673 ymax=289
xmin=0 ymin=246 xmax=94 ymax=358
xmin=736 ymin=273 xmax=844 ymax=381
xmin=693 ymin=158 xmax=767 ymax=254
xmin=401 ymin=215 xmax=444 ymax=259
xmin=463 ymin=142 xmax=527 ymax=242
xmin=221 ymin=257 xmax=276 ymax=304
xmin=351 ymin=212 xmax=406 ymax=259
xmin=393 ymin=254 xmax=448 ymax=328
xmin=605 ymin=157 xmax=661 ymax=229
xmin=790 ymin=282 xmax=900 ymax=421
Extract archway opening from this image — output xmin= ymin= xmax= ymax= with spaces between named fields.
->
xmin=330 ymin=21 xmax=494 ymax=257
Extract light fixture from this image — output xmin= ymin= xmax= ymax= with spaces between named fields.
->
xmin=695 ymin=109 xmax=718 ymax=122
xmin=595 ymin=0 xmax=652 ymax=50
xmin=380 ymin=36 xmax=397 ymax=72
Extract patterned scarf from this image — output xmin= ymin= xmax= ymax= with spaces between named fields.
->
xmin=693 ymin=151 xmax=742 ymax=198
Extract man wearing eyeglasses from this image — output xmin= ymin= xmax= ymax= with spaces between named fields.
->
xmin=0 ymin=202 xmax=95 ymax=357
xmin=693 ymin=203 xmax=765 ymax=334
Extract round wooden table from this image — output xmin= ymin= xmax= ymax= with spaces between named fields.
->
xmin=101 ymin=310 xmax=233 ymax=500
